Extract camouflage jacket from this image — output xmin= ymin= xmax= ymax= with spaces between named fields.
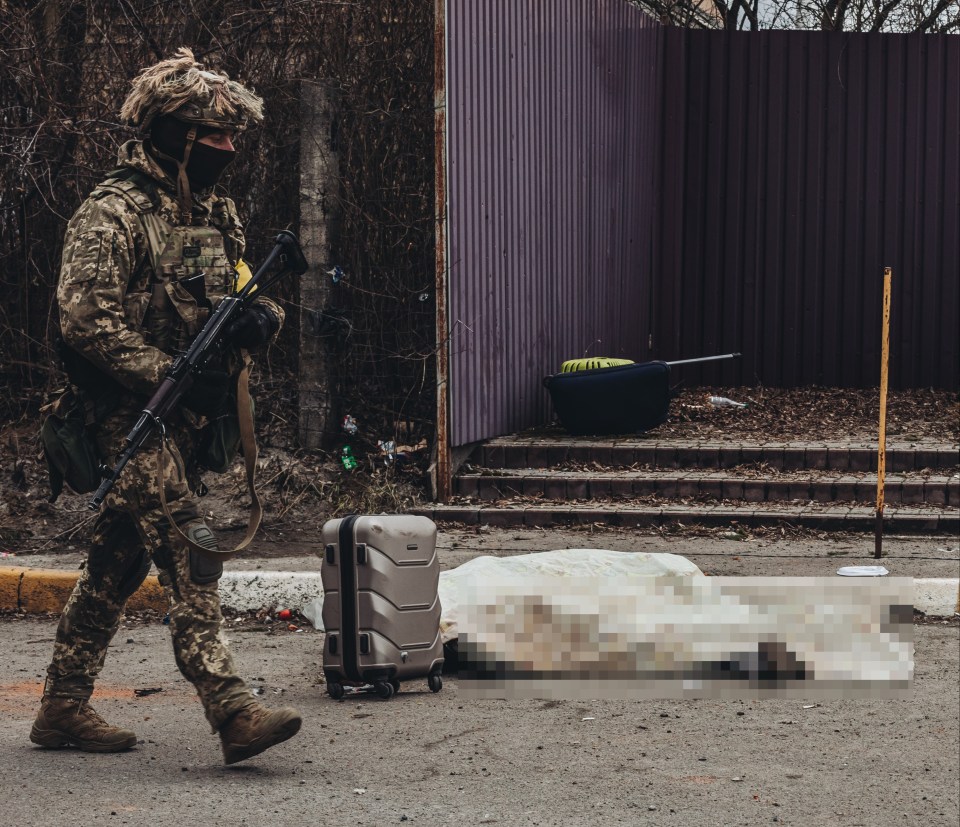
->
xmin=57 ymin=139 xmax=283 ymax=397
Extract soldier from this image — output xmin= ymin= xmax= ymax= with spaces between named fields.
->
xmin=31 ymin=49 xmax=301 ymax=764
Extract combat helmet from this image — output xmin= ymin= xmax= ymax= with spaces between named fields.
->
xmin=119 ymin=48 xmax=263 ymax=220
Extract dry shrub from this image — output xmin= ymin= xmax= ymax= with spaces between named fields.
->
xmin=0 ymin=0 xmax=436 ymax=455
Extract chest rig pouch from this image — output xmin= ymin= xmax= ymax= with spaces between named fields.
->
xmin=147 ymin=222 xmax=235 ymax=355
xmin=94 ymin=169 xmax=236 ymax=357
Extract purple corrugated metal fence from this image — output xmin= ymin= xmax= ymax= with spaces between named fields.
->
xmin=445 ymin=0 xmax=660 ymax=446
xmin=444 ymin=6 xmax=959 ymax=447
xmin=654 ymin=29 xmax=960 ymax=390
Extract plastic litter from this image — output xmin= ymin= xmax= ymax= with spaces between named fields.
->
xmin=327 ymin=265 xmax=344 ymax=284
xmin=707 ymin=395 xmax=748 ymax=408
xmin=277 ymin=609 xmax=292 ymax=620
xmin=0 ymin=551 xmax=15 ymax=558
xmin=377 ymin=439 xmax=396 ymax=466
xmin=302 ymin=599 xmax=323 ymax=630
xmin=836 ymin=566 xmax=889 ymax=577
xmin=340 ymin=446 xmax=358 ymax=470
xmin=341 ymin=414 xmax=358 ymax=435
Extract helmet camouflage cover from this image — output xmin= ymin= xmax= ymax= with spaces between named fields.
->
xmin=120 ymin=47 xmax=264 ymax=133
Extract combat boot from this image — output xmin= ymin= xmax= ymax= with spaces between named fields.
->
xmin=219 ymin=702 xmax=302 ymax=765
xmin=30 ymin=697 xmax=137 ymax=752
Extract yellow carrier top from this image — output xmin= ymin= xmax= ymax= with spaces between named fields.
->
xmin=560 ymin=357 xmax=634 ymax=373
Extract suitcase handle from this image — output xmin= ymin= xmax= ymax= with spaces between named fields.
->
xmin=356 ymin=544 xmax=367 ymax=564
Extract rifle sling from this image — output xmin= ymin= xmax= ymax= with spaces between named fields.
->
xmin=156 ymin=356 xmax=262 ymax=560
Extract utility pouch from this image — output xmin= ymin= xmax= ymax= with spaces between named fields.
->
xmin=56 ymin=338 xmax=126 ymax=417
xmin=199 ymin=390 xmax=254 ymax=473
xmin=39 ymin=389 xmax=103 ymax=500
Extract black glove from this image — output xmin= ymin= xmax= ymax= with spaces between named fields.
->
xmin=225 ymin=305 xmax=279 ymax=350
xmin=181 ymin=368 xmax=231 ymax=416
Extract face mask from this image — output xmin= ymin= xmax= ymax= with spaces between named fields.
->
xmin=147 ymin=115 xmax=190 ymax=180
xmin=186 ymin=141 xmax=236 ymax=188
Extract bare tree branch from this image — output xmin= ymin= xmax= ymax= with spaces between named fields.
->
xmin=916 ymin=0 xmax=956 ymax=31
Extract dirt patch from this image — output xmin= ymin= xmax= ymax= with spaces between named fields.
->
xmin=522 ymin=386 xmax=959 ymax=443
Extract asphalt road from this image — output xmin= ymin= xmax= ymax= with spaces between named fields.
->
xmin=2 ymin=615 xmax=957 ymax=827
xmin=3 ymin=528 xmax=958 ymax=826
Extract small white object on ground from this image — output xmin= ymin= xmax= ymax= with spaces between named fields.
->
xmin=836 ymin=566 xmax=889 ymax=577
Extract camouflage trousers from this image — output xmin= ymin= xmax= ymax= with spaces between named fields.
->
xmin=43 ymin=402 xmax=253 ymax=730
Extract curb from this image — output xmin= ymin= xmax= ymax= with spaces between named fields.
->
xmin=913 ymin=578 xmax=960 ymax=617
xmin=0 ymin=567 xmax=168 ymax=614
xmin=1 ymin=567 xmax=957 ymax=617
xmin=0 ymin=567 xmax=322 ymax=616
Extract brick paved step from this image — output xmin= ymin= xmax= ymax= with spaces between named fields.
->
xmin=477 ymin=439 xmax=959 ymax=472
xmin=454 ymin=469 xmax=960 ymax=507
xmin=415 ymin=502 xmax=959 ymax=534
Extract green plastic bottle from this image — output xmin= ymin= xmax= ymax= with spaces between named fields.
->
xmin=341 ymin=446 xmax=358 ymax=470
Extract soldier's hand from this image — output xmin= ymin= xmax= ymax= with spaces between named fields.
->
xmin=225 ymin=305 xmax=279 ymax=350
xmin=182 ymin=368 xmax=232 ymax=416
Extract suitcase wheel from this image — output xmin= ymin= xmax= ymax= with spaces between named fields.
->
xmin=374 ymin=680 xmax=395 ymax=700
xmin=327 ymin=682 xmax=345 ymax=701
xmin=428 ymin=673 xmax=443 ymax=693
xmin=389 ymin=678 xmax=401 ymax=694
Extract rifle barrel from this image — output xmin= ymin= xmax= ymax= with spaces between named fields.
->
xmin=86 ymin=232 xmax=308 ymax=512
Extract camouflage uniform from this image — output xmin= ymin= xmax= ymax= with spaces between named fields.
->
xmin=45 ymin=139 xmax=283 ymax=730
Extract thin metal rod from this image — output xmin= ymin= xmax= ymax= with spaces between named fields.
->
xmin=875 ymin=267 xmax=892 ymax=559
xmin=665 ymin=352 xmax=742 ymax=367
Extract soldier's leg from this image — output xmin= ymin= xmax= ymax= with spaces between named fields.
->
xmin=147 ymin=502 xmax=302 ymax=763
xmin=43 ymin=509 xmax=152 ymax=699
xmin=31 ymin=509 xmax=147 ymax=751
xmin=147 ymin=501 xmax=254 ymax=731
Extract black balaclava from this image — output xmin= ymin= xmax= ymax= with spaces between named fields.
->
xmin=147 ymin=115 xmax=236 ymax=216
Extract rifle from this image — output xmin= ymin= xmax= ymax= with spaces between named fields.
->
xmin=89 ymin=230 xmax=308 ymax=511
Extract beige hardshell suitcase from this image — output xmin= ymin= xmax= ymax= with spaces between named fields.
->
xmin=321 ymin=515 xmax=444 ymax=700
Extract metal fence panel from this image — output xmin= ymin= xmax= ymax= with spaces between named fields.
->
xmin=655 ymin=29 xmax=960 ymax=390
xmin=445 ymin=0 xmax=661 ymax=446
xmin=444 ymin=8 xmax=959 ymax=447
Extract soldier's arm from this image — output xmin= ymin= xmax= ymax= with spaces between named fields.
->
xmin=218 ymin=196 xmax=285 ymax=337
xmin=57 ymin=197 xmax=173 ymax=395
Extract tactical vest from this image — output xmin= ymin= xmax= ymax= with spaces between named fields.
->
xmin=90 ymin=168 xmax=239 ymax=356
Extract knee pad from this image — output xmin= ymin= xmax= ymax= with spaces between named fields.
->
xmin=183 ymin=520 xmax=223 ymax=585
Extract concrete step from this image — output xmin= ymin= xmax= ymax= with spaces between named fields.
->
xmin=454 ymin=469 xmax=959 ymax=507
xmin=477 ymin=438 xmax=959 ymax=472
xmin=415 ymin=502 xmax=959 ymax=533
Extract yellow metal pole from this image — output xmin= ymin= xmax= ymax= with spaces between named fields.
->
xmin=875 ymin=267 xmax=892 ymax=559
